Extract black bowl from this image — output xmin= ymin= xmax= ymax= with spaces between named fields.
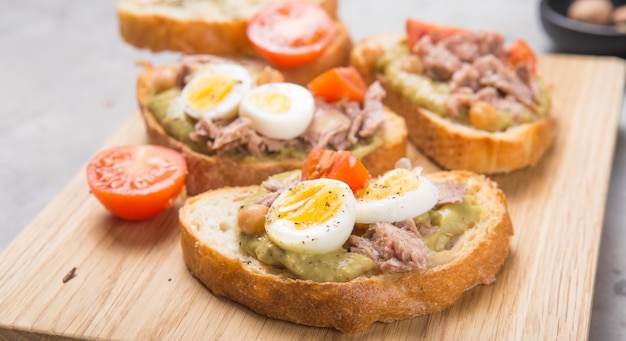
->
xmin=540 ymin=0 xmax=626 ymax=56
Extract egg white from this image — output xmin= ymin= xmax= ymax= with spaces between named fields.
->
xmin=355 ymin=168 xmax=439 ymax=224
xmin=265 ymin=178 xmax=356 ymax=253
xmin=239 ymin=82 xmax=315 ymax=139
xmin=181 ymin=63 xmax=253 ymax=121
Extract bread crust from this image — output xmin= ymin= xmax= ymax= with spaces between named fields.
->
xmin=350 ymin=33 xmax=555 ymax=174
xmin=117 ymin=0 xmax=348 ymax=85
xmin=382 ymin=84 xmax=555 ymax=173
xmin=179 ymin=170 xmax=514 ymax=332
xmin=117 ymin=0 xmax=337 ymax=55
xmin=136 ymin=60 xmax=408 ymax=195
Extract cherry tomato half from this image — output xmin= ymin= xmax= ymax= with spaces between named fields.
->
xmin=502 ymin=39 xmax=538 ymax=74
xmin=406 ymin=18 xmax=467 ymax=48
xmin=86 ymin=145 xmax=187 ymax=221
xmin=246 ymin=1 xmax=336 ymax=68
xmin=306 ymin=66 xmax=368 ymax=102
xmin=301 ymin=147 xmax=370 ymax=193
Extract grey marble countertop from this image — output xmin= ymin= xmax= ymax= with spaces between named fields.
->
xmin=1 ymin=0 xmax=624 ymax=339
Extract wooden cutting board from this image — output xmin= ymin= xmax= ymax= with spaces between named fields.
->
xmin=0 ymin=54 xmax=623 ymax=340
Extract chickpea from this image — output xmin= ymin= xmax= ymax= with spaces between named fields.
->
xmin=255 ymin=67 xmax=285 ymax=85
xmin=567 ymin=0 xmax=613 ymax=25
xmin=360 ymin=41 xmax=385 ymax=69
xmin=468 ymin=101 xmax=499 ymax=131
xmin=237 ymin=204 xmax=269 ymax=235
xmin=401 ymin=54 xmax=423 ymax=74
xmin=612 ymin=5 xmax=626 ymax=25
xmin=151 ymin=66 xmax=180 ymax=93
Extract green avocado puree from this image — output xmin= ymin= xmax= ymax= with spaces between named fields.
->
xmin=416 ymin=195 xmax=482 ymax=252
xmin=239 ymin=233 xmax=377 ymax=282
xmin=237 ymin=172 xmax=482 ymax=282
xmin=147 ymin=88 xmax=210 ymax=154
xmin=376 ymin=41 xmax=551 ymax=132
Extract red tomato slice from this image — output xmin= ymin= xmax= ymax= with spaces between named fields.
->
xmin=86 ymin=145 xmax=187 ymax=221
xmin=246 ymin=1 xmax=336 ymax=68
xmin=301 ymin=147 xmax=370 ymax=193
xmin=306 ymin=67 xmax=368 ymax=102
xmin=406 ymin=18 xmax=467 ymax=48
xmin=502 ymin=39 xmax=538 ymax=74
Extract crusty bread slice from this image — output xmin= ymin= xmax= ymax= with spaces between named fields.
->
xmin=179 ymin=170 xmax=514 ymax=332
xmin=136 ymin=59 xmax=408 ymax=195
xmin=116 ymin=0 xmax=349 ymax=85
xmin=275 ymin=21 xmax=352 ymax=85
xmin=350 ymin=33 xmax=555 ymax=174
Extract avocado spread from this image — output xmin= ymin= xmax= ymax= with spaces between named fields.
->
xmin=415 ymin=195 xmax=482 ymax=252
xmin=376 ymin=41 xmax=551 ymax=132
xmin=147 ymin=88 xmax=209 ymax=153
xmin=146 ymin=88 xmax=384 ymax=161
xmin=239 ymin=233 xmax=378 ymax=282
xmin=237 ymin=173 xmax=482 ymax=282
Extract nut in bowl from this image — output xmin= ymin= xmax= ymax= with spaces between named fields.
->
xmin=540 ymin=0 xmax=626 ymax=56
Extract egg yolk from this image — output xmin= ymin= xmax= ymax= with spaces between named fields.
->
xmin=359 ymin=168 xmax=420 ymax=200
xmin=274 ymin=182 xmax=343 ymax=229
xmin=247 ymin=90 xmax=292 ymax=114
xmin=185 ymin=74 xmax=238 ymax=112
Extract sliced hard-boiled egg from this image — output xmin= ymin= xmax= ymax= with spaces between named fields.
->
xmin=355 ymin=168 xmax=439 ymax=224
xmin=239 ymin=82 xmax=315 ymax=139
xmin=265 ymin=178 xmax=356 ymax=253
xmin=181 ymin=63 xmax=253 ymax=121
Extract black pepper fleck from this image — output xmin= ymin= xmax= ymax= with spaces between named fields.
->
xmin=62 ymin=267 xmax=77 ymax=283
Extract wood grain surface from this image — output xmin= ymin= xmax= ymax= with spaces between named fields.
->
xmin=0 ymin=54 xmax=624 ymax=340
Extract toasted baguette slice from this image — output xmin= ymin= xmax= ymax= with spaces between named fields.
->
xmin=136 ymin=57 xmax=408 ymax=195
xmin=179 ymin=170 xmax=514 ymax=332
xmin=117 ymin=0 xmax=350 ymax=85
xmin=350 ymin=33 xmax=555 ymax=174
